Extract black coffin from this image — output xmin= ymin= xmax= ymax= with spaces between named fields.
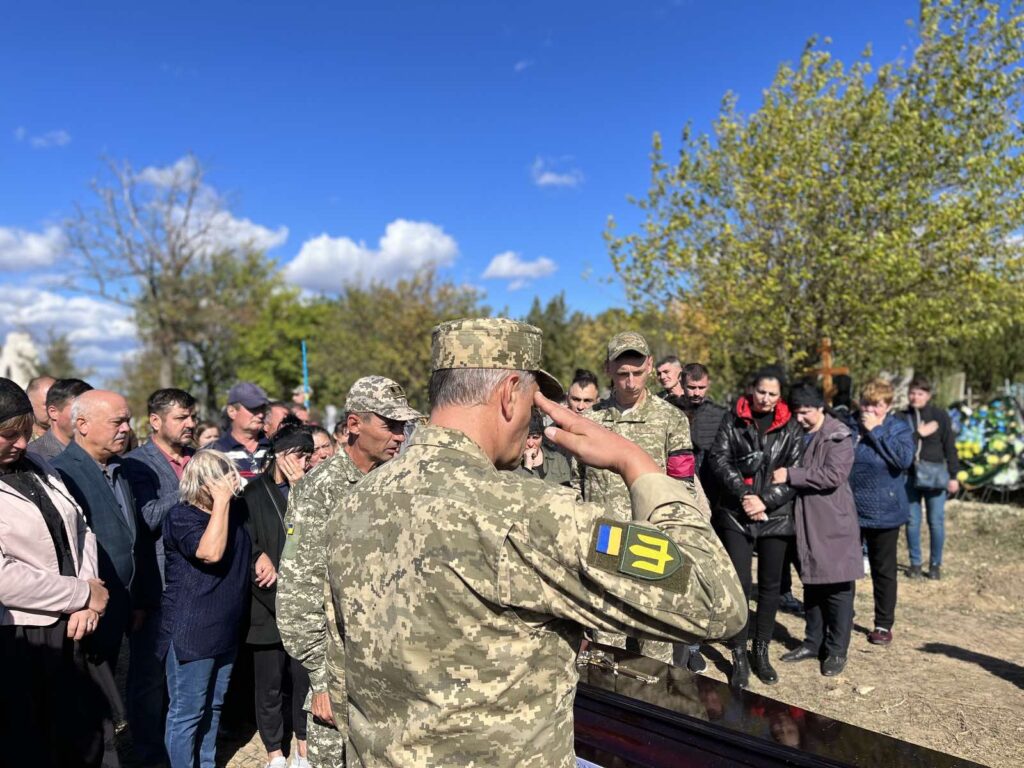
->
xmin=573 ymin=646 xmax=982 ymax=768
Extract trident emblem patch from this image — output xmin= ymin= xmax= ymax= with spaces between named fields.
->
xmin=620 ymin=526 xmax=683 ymax=580
xmin=589 ymin=519 xmax=688 ymax=590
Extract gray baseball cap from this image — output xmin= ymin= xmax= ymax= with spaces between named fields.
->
xmin=227 ymin=381 xmax=270 ymax=410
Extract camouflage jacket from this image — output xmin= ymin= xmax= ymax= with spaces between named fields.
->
xmin=577 ymin=391 xmax=696 ymax=520
xmin=325 ymin=425 xmax=746 ymax=767
xmin=277 ymin=447 xmax=364 ymax=696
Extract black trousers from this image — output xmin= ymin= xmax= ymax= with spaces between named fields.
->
xmin=717 ymin=528 xmax=792 ymax=646
xmin=779 ymin=538 xmax=800 ymax=595
xmin=252 ymin=643 xmax=311 ymax=752
xmin=802 ymin=582 xmax=855 ymax=657
xmin=0 ymin=621 xmax=112 ymax=768
xmin=862 ymin=526 xmax=900 ymax=630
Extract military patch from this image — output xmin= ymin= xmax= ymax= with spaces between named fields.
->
xmin=587 ymin=519 xmax=691 ymax=594
xmin=281 ymin=521 xmax=301 ymax=561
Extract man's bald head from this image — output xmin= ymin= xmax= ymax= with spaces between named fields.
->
xmin=72 ymin=390 xmax=132 ymax=463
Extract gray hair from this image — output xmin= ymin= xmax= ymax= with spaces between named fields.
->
xmin=69 ymin=396 xmax=89 ymax=432
xmin=179 ymin=449 xmax=241 ymax=509
xmin=428 ymin=368 xmax=535 ymax=410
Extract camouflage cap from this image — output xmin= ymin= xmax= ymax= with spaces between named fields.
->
xmin=607 ymin=331 xmax=651 ymax=361
xmin=431 ymin=318 xmax=564 ymax=400
xmin=344 ymin=376 xmax=423 ymax=422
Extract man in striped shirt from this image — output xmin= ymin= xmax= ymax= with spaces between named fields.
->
xmin=211 ymin=381 xmax=272 ymax=482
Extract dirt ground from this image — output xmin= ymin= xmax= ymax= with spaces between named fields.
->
xmin=123 ymin=499 xmax=1024 ymax=767
xmin=696 ymin=498 xmax=1024 ymax=768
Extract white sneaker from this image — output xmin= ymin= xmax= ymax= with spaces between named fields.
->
xmin=267 ymin=757 xmax=288 ymax=768
xmin=289 ymin=757 xmax=311 ymax=768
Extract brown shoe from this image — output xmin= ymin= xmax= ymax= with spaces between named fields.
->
xmin=867 ymin=627 xmax=893 ymax=646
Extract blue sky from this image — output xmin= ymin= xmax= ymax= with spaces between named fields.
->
xmin=0 ymin=0 xmax=920 ymax=380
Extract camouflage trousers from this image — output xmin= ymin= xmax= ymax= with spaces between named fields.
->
xmin=306 ymin=716 xmax=345 ymax=768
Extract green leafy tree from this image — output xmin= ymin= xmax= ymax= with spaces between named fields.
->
xmin=32 ymin=331 xmax=93 ymax=380
xmin=312 ymin=269 xmax=487 ymax=413
xmin=607 ymin=0 xmax=1024 ymax=385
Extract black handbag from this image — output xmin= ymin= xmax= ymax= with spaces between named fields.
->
xmin=910 ymin=409 xmax=950 ymax=490
xmin=914 ymin=459 xmax=950 ymax=490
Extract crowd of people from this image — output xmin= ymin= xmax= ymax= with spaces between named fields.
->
xmin=0 ymin=321 xmax=961 ymax=768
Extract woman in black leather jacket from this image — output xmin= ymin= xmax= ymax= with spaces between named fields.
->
xmin=709 ymin=369 xmax=804 ymax=689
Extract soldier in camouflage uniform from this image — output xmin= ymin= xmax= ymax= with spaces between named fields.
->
xmin=515 ymin=412 xmax=572 ymax=487
xmin=276 ymin=376 xmax=422 ymax=768
xmin=323 ymin=318 xmax=746 ymax=767
xmin=575 ymin=331 xmax=710 ymax=664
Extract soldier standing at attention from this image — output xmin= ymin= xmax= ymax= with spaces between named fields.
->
xmin=576 ymin=331 xmax=705 ymax=664
xmin=276 ymin=376 xmax=422 ymax=768
xmin=323 ymin=318 xmax=746 ymax=768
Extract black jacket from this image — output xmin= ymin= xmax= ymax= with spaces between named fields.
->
xmin=903 ymin=403 xmax=960 ymax=476
xmin=709 ymin=396 xmax=804 ymax=537
xmin=240 ymin=472 xmax=291 ymax=645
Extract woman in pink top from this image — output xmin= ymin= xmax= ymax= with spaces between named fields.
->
xmin=0 ymin=378 xmax=112 ymax=768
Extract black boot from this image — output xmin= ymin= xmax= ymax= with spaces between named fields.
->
xmin=906 ymin=564 xmax=923 ymax=579
xmin=928 ymin=565 xmax=941 ymax=580
xmin=729 ymin=648 xmax=750 ymax=690
xmin=751 ymin=640 xmax=779 ymax=685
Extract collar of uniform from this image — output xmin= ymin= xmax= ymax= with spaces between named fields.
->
xmin=408 ymin=424 xmax=498 ymax=471
xmin=594 ymin=391 xmax=655 ymax=424
xmin=309 ymin=442 xmax=363 ymax=483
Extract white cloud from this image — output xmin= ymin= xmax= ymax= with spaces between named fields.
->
xmin=136 ymin=156 xmax=200 ymax=188
xmin=0 ymin=226 xmax=66 ymax=270
xmin=513 ymin=59 xmax=534 ymax=73
xmin=13 ymin=127 xmax=71 ymax=149
xmin=201 ymin=210 xmax=289 ymax=254
xmin=134 ymin=156 xmax=289 ymax=255
xmin=482 ymin=251 xmax=557 ymax=290
xmin=531 ymin=156 xmax=583 ymax=188
xmin=284 ymin=219 xmax=459 ymax=292
xmin=0 ymin=285 xmax=138 ymax=381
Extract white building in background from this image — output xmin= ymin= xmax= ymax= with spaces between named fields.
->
xmin=0 ymin=331 xmax=40 ymax=388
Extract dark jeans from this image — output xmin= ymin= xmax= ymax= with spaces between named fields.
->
xmin=802 ymin=582 xmax=855 ymax=657
xmin=717 ymin=527 xmax=792 ymax=646
xmin=164 ymin=644 xmax=235 ymax=768
xmin=252 ymin=643 xmax=311 ymax=752
xmin=862 ymin=526 xmax=900 ymax=630
xmin=128 ymin=608 xmax=168 ymax=764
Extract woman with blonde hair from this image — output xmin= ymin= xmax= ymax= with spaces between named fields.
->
xmin=159 ymin=449 xmax=252 ymax=768
xmin=848 ymin=378 xmax=915 ymax=647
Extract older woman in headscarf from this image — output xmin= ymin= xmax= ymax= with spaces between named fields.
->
xmin=0 ymin=378 xmax=111 ymax=767
xmin=772 ymin=383 xmax=863 ymax=677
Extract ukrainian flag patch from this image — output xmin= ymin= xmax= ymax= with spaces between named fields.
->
xmin=595 ymin=523 xmax=622 ymax=556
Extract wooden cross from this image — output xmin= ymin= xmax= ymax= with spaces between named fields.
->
xmin=807 ymin=337 xmax=850 ymax=405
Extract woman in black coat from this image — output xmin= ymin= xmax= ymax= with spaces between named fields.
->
xmin=709 ymin=369 xmax=803 ymax=689
xmin=242 ymin=425 xmax=315 ymax=768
